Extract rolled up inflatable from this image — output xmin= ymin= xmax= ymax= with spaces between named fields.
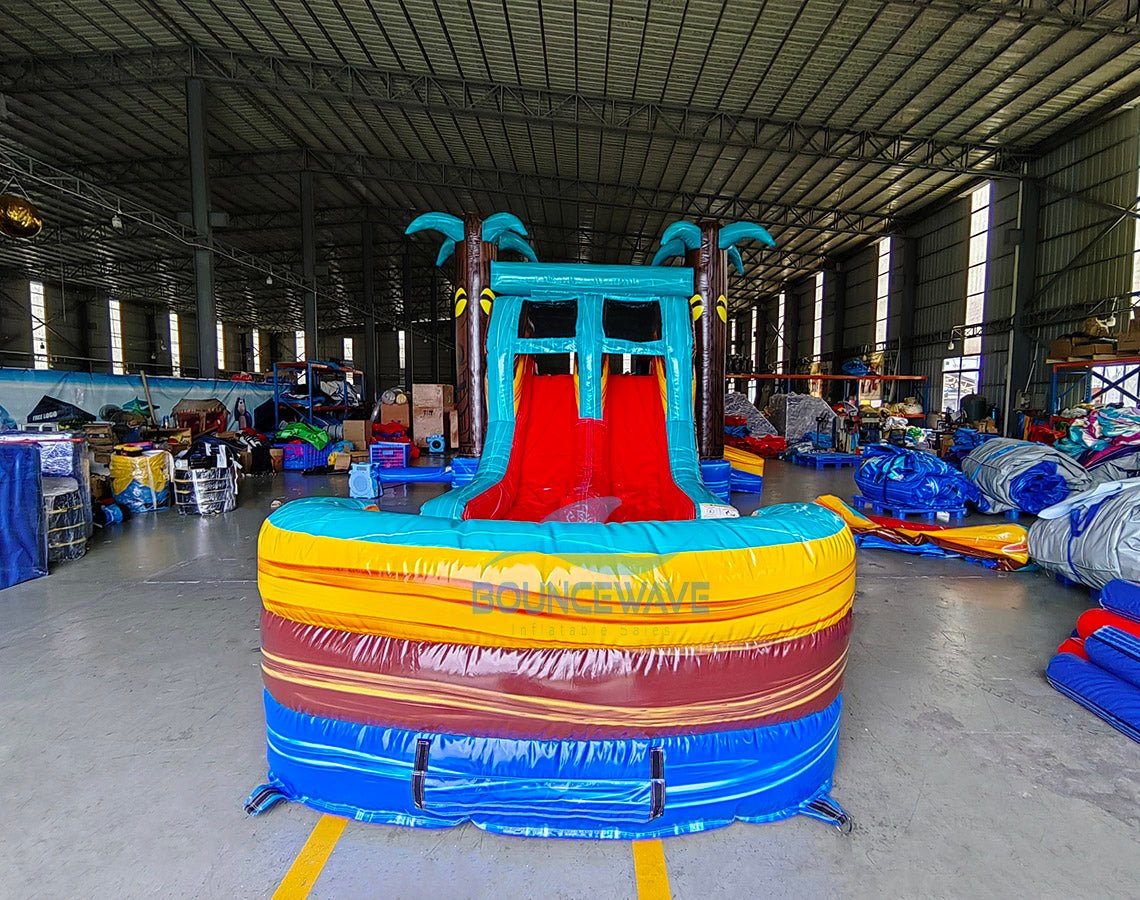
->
xmin=253 ymin=497 xmax=856 ymax=837
xmin=962 ymin=437 xmax=1091 ymax=514
xmin=1027 ymin=481 xmax=1140 ymax=588
xmin=854 ymin=445 xmax=980 ymax=511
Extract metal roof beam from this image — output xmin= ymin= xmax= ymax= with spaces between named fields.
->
xmin=887 ymin=0 xmax=1140 ymax=35
xmin=0 ymin=46 xmax=1028 ymax=176
xmin=69 ymin=148 xmax=892 ymax=236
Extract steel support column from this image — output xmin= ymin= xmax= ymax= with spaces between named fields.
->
xmin=402 ymin=239 xmax=414 ymax=399
xmin=897 ymin=236 xmax=918 ymax=374
xmin=430 ymin=266 xmax=440 ymax=383
xmin=361 ymin=218 xmax=378 ymax=406
xmin=300 ymin=170 xmax=317 ymax=360
xmin=186 ymin=77 xmax=216 ymax=378
xmin=1005 ymin=177 xmax=1041 ymax=434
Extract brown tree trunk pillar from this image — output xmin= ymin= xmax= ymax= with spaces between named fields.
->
xmin=688 ymin=220 xmax=727 ymax=460
xmin=453 ymin=213 xmax=495 ymax=456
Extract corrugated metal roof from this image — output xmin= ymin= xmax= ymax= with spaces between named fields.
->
xmin=0 ymin=0 xmax=1138 ymax=324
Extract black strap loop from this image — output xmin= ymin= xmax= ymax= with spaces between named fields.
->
xmin=412 ymin=738 xmax=431 ymax=809
xmin=649 ymin=747 xmax=666 ymax=820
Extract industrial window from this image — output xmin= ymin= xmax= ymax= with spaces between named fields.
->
xmin=294 ymin=330 xmax=305 ymax=362
xmin=750 ymin=306 xmax=758 ymax=365
xmin=812 ymin=271 xmax=824 ymax=358
xmin=1132 ymin=161 xmax=1140 ymax=313
xmin=216 ymin=320 xmax=226 ymax=372
xmin=942 ymin=183 xmax=992 ymax=413
xmin=398 ymin=331 xmax=407 ymax=372
xmin=964 ymin=183 xmax=991 ymax=355
xmin=29 ymin=280 xmax=48 ymax=369
xmin=251 ymin=328 xmax=261 ymax=372
xmin=622 ymin=353 xmax=632 ymax=372
xmin=343 ymin=336 xmax=354 ymax=363
xmin=875 ymin=237 xmax=892 ymax=346
xmin=776 ymin=290 xmax=787 ymax=369
xmin=108 ymin=298 xmax=125 ymax=375
xmin=942 ymin=355 xmax=981 ymax=414
xmin=168 ymin=312 xmax=181 ymax=377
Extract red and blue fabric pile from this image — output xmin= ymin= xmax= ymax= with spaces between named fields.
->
xmin=1048 ymin=579 xmax=1140 ymax=743
xmin=724 ymin=415 xmax=786 ymax=458
xmin=374 ymin=420 xmax=420 ymax=460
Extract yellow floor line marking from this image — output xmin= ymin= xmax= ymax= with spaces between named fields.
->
xmin=632 ymin=839 xmax=671 ymax=899
xmin=273 ymin=814 xmax=348 ymax=900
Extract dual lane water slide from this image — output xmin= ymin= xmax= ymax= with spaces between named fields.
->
xmin=250 ymin=258 xmax=857 ymax=837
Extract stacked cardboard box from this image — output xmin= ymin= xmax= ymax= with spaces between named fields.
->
xmin=411 ymin=383 xmax=456 ymax=449
xmin=83 ymin=423 xmax=115 ymax=466
xmin=1117 ymin=318 xmax=1140 ymax=354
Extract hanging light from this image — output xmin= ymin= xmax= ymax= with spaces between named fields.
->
xmin=265 ymin=274 xmax=273 ymax=285
xmin=0 ymin=193 xmax=44 ymax=239
xmin=111 ymin=211 xmax=123 ymax=230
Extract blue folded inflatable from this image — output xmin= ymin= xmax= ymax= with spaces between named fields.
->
xmin=1101 ymin=579 xmax=1140 ymax=622
xmin=1046 ymin=651 xmax=1140 ymax=744
xmin=854 ymin=445 xmax=980 ymax=511
xmin=0 ymin=444 xmax=48 ymax=590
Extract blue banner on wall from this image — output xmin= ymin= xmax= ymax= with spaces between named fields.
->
xmin=0 ymin=369 xmax=275 ymax=431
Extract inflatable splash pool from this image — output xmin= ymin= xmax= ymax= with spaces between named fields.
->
xmin=248 ymin=217 xmax=857 ymax=837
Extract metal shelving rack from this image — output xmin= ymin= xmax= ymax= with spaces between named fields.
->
xmin=272 ymin=360 xmax=362 ymax=428
xmin=1050 ymin=357 xmax=1140 ymax=413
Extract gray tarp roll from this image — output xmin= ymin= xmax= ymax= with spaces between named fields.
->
xmin=1028 ymin=480 xmax=1140 ymax=589
xmin=962 ymin=437 xmax=1092 ymax=514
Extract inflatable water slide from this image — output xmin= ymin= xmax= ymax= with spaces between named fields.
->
xmin=248 ymin=216 xmax=856 ymax=838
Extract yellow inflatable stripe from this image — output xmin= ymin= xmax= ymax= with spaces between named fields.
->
xmin=258 ymin=521 xmax=855 ymax=648
xmin=262 ymin=648 xmax=846 ymax=727
xmin=723 ymin=445 xmax=765 ymax=477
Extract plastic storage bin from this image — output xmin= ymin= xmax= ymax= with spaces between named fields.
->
xmin=276 ymin=442 xmax=327 ymax=470
xmin=370 ymin=441 xmax=410 ymax=468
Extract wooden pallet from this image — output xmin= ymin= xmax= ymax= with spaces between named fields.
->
xmin=790 ymin=452 xmax=860 ymax=469
xmin=852 ymin=495 xmax=966 ymax=521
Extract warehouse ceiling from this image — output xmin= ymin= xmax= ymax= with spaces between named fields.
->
xmin=1 ymin=0 xmax=1140 ymax=330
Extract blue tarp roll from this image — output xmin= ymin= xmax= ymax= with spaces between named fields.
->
xmin=0 ymin=444 xmax=48 ymax=590
xmin=962 ymin=437 xmax=1092 ymax=514
xmin=854 ymin=445 xmax=981 ymax=511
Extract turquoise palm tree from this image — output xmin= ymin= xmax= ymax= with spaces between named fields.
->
xmin=405 ymin=211 xmax=538 ymax=266
xmin=651 ymin=219 xmax=775 ymax=275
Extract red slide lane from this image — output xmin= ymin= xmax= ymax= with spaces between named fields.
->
xmin=464 ymin=371 xmax=694 ymax=522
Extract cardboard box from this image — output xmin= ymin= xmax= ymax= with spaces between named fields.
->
xmin=90 ymin=474 xmax=111 ymax=500
xmin=1117 ymin=335 xmax=1140 ymax=353
xmin=238 ymin=450 xmax=254 ymax=473
xmin=1086 ymin=341 xmax=1117 ymax=357
xmin=333 ymin=450 xmax=369 ymax=471
xmin=1047 ymin=338 xmax=1074 ymax=360
xmin=342 ymin=419 xmax=370 ymax=449
xmin=412 ymin=383 xmax=455 ymax=408
xmin=412 ymin=407 xmax=451 ymax=447
xmin=448 ymin=411 xmax=460 ymax=450
xmin=379 ymin=403 xmax=410 ymax=427
xmin=269 ymin=447 xmax=284 ymax=472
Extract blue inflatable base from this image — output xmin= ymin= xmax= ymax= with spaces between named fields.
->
xmin=252 ymin=692 xmax=847 ymax=838
xmin=1046 ymin=650 xmax=1140 ymax=744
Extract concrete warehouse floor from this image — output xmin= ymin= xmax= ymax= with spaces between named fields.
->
xmin=1 ymin=461 xmax=1137 ymax=898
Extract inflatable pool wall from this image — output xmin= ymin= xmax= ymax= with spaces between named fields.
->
xmin=248 ymin=219 xmax=857 ymax=837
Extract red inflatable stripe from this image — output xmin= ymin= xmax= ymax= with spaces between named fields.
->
xmin=1076 ymin=609 xmax=1140 ymax=641
xmin=261 ymin=609 xmax=850 ymax=740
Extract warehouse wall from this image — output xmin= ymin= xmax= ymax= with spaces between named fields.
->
xmin=1023 ymin=108 xmax=1140 ymax=402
